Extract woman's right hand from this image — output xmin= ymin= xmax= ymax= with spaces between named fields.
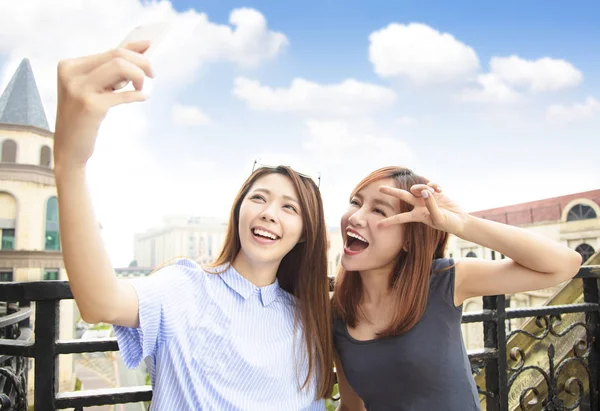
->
xmin=53 ymin=41 xmax=154 ymax=171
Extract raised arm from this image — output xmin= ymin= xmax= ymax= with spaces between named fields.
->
xmin=378 ymin=183 xmax=582 ymax=306
xmin=54 ymin=41 xmax=154 ymax=326
xmin=451 ymin=215 xmax=582 ymax=305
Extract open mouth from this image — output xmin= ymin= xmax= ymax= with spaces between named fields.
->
xmin=345 ymin=231 xmax=369 ymax=254
xmin=252 ymin=227 xmax=280 ymax=242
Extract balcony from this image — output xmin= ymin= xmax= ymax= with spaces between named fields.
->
xmin=0 ymin=266 xmax=598 ymax=410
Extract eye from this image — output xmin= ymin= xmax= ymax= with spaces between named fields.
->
xmin=249 ymin=194 xmax=266 ymax=202
xmin=284 ymin=204 xmax=299 ymax=213
xmin=350 ymin=199 xmax=360 ymax=207
xmin=374 ymin=208 xmax=386 ymax=217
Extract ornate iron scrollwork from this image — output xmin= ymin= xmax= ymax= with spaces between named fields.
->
xmin=0 ymin=365 xmax=27 ymax=411
xmin=506 ymin=314 xmax=590 ymax=411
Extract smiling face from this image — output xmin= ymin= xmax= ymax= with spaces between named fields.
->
xmin=235 ymin=173 xmax=304 ymax=272
xmin=341 ymin=177 xmax=407 ymax=274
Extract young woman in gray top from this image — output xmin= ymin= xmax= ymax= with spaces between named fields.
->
xmin=331 ymin=166 xmax=582 ymax=411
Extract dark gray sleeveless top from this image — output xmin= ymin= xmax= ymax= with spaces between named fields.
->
xmin=333 ymin=258 xmax=480 ymax=411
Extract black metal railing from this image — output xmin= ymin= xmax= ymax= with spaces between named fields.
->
xmin=0 ymin=266 xmax=598 ymax=410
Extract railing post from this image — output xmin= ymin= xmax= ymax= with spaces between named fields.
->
xmin=34 ymin=300 xmax=59 ymax=410
xmin=483 ymin=295 xmax=499 ymax=411
xmin=483 ymin=294 xmax=508 ymax=411
xmin=583 ymin=276 xmax=600 ymax=410
xmin=495 ymin=294 xmax=508 ymax=411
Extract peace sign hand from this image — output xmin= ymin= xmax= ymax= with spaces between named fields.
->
xmin=377 ymin=182 xmax=468 ymax=236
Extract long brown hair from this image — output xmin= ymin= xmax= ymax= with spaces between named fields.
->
xmin=331 ymin=166 xmax=449 ymax=337
xmin=207 ymin=166 xmax=335 ymax=398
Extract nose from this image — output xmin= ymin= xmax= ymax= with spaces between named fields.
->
xmin=259 ymin=202 xmax=277 ymax=223
xmin=348 ymin=209 xmax=366 ymax=228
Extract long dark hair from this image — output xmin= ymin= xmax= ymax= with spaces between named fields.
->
xmin=207 ymin=166 xmax=335 ymax=397
xmin=332 ymin=166 xmax=449 ymax=337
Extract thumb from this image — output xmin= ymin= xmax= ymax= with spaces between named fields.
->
xmin=103 ymin=90 xmax=148 ymax=108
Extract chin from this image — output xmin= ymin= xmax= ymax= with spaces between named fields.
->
xmin=341 ymin=255 xmax=364 ymax=273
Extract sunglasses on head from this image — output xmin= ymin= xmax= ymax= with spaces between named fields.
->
xmin=251 ymin=159 xmax=321 ymax=189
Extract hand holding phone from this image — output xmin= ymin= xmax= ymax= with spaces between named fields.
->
xmin=112 ymin=22 xmax=171 ymax=91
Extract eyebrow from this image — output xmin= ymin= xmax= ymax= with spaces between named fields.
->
xmin=355 ymin=192 xmax=395 ymax=210
xmin=252 ymin=188 xmax=299 ymax=204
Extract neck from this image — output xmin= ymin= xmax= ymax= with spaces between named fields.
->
xmin=359 ymin=264 xmax=394 ymax=305
xmin=232 ymin=251 xmax=279 ymax=287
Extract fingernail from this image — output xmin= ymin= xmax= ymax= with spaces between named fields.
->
xmin=428 ymin=187 xmax=435 ymax=193
xmin=421 ymin=190 xmax=429 ymax=199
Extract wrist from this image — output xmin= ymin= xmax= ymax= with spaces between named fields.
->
xmin=53 ymin=161 xmax=87 ymax=181
xmin=452 ymin=213 xmax=474 ymax=238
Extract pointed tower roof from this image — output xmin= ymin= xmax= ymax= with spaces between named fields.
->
xmin=0 ymin=58 xmax=50 ymax=132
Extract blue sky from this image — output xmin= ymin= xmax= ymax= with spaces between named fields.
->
xmin=0 ymin=0 xmax=598 ymax=265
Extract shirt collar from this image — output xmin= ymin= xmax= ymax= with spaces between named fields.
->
xmin=219 ymin=264 xmax=281 ymax=307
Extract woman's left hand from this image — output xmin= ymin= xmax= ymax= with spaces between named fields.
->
xmin=377 ymin=182 xmax=468 ymax=236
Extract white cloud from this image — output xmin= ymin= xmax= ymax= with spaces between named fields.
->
xmin=369 ymin=22 xmax=480 ymax=84
xmin=490 ymin=56 xmax=582 ymax=92
xmin=460 ymin=73 xmax=522 ymax=103
xmin=150 ymin=7 xmax=287 ymax=85
xmin=233 ymin=77 xmax=397 ymax=116
xmin=0 ymin=2 xmax=288 ymax=120
xmin=303 ymin=119 xmax=417 ymax=166
xmin=0 ymin=0 xmax=286 ymax=266
xmin=171 ymin=104 xmax=212 ymax=126
xmin=459 ymin=55 xmax=582 ymax=103
xmin=546 ymin=97 xmax=600 ymax=124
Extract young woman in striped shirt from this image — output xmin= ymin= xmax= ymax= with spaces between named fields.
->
xmin=53 ymin=40 xmax=334 ymax=410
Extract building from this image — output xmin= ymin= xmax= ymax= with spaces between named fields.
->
xmin=134 ymin=215 xmax=228 ymax=267
xmin=448 ymin=189 xmax=600 ymax=349
xmin=0 ymin=59 xmax=75 ymax=395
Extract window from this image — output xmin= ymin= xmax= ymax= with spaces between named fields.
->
xmin=0 ymin=271 xmax=13 ymax=282
xmin=45 ymin=197 xmax=60 ymax=251
xmin=40 ymin=145 xmax=52 ymax=167
xmin=567 ymin=204 xmax=597 ymax=222
xmin=43 ymin=269 xmax=59 ymax=281
xmin=0 ymin=193 xmax=17 ymax=249
xmin=1 ymin=229 xmax=15 ymax=250
xmin=1 ymin=140 xmax=17 ymax=162
xmin=466 ymin=251 xmax=477 ymax=258
xmin=575 ymin=243 xmax=595 ymax=263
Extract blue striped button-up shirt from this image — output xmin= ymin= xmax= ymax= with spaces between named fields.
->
xmin=113 ymin=259 xmax=325 ymax=410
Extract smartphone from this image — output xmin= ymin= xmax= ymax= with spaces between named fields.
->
xmin=112 ymin=21 xmax=171 ymax=91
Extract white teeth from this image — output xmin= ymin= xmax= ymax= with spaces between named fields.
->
xmin=347 ymin=231 xmax=368 ymax=244
xmin=253 ymin=228 xmax=278 ymax=240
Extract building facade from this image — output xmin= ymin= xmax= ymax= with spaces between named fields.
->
xmin=0 ymin=59 xmax=75 ymax=396
xmin=447 ymin=190 xmax=600 ymax=349
xmin=133 ymin=215 xmax=229 ymax=268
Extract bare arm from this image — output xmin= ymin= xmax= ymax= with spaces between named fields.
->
xmin=53 ymin=41 xmax=154 ymax=326
xmin=334 ymin=353 xmax=366 ymax=411
xmin=453 ymin=215 xmax=582 ymax=305
xmin=55 ymin=166 xmax=138 ymax=326
xmin=378 ymin=184 xmax=582 ymax=306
